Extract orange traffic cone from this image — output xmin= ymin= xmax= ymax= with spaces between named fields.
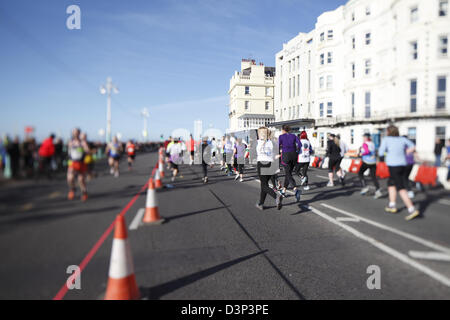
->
xmin=154 ymin=169 xmax=163 ymax=189
xmin=158 ymin=155 xmax=165 ymax=178
xmin=104 ymin=215 xmax=140 ymax=300
xmin=142 ymin=179 xmax=164 ymax=225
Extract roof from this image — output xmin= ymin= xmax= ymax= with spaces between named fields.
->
xmin=268 ymin=119 xmax=315 ymax=129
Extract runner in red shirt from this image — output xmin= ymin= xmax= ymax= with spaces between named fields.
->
xmin=187 ymin=134 xmax=195 ymax=165
xmin=126 ymin=140 xmax=136 ymax=171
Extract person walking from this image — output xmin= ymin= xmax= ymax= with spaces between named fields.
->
xmin=200 ymin=138 xmax=209 ymax=183
xmin=326 ymin=134 xmax=345 ymax=187
xmin=358 ymin=133 xmax=382 ymax=198
xmin=378 ymin=125 xmax=419 ymax=221
xmin=278 ymin=125 xmax=301 ymax=202
xmin=7 ymin=136 xmax=21 ymax=179
xmin=434 ymin=137 xmax=445 ymax=167
xmin=223 ymin=136 xmax=234 ymax=176
xmin=255 ymin=127 xmax=282 ymax=211
xmin=295 ymin=131 xmax=313 ymax=191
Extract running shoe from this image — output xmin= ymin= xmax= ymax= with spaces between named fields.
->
xmin=301 ymin=176 xmax=307 ymax=186
xmin=114 ymin=172 xmax=119 ymax=178
xmin=360 ymin=187 xmax=370 ymax=195
xmin=280 ymin=189 xmax=286 ymax=197
xmin=110 ymin=168 xmax=114 ymax=175
xmin=203 ymin=177 xmax=208 ymax=184
xmin=303 ymin=185 xmax=310 ymax=191
xmin=374 ymin=189 xmax=383 ymax=199
xmin=384 ymin=206 xmax=398 ymax=213
xmin=339 ymin=176 xmax=345 ymax=186
xmin=171 ymin=176 xmax=176 ymax=182
xmin=407 ymin=191 xmax=415 ymax=199
xmin=405 ymin=210 xmax=420 ymax=221
xmin=234 ymin=174 xmax=239 ymax=181
xmin=255 ymin=203 xmax=264 ymax=211
xmin=295 ymin=189 xmax=302 ymax=202
xmin=67 ymin=190 xmax=75 ymax=201
xmin=326 ymin=181 xmax=334 ymax=187
xmin=276 ymin=193 xmax=283 ymax=210
xmin=81 ymin=192 xmax=88 ymax=202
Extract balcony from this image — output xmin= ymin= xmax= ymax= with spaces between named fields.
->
xmin=314 ymin=107 xmax=450 ymax=127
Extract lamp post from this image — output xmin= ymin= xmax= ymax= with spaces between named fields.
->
xmin=141 ymin=108 xmax=149 ymax=142
xmin=100 ymin=77 xmax=119 ymax=144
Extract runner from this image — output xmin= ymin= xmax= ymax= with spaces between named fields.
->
xmin=220 ymin=136 xmax=226 ymax=170
xmin=167 ymin=138 xmax=183 ymax=182
xmin=200 ymin=137 xmax=209 ymax=183
xmin=106 ymin=136 xmax=122 ymax=178
xmin=278 ymin=125 xmax=301 ymax=202
xmin=210 ymin=137 xmax=218 ymax=167
xmin=67 ymin=128 xmax=90 ymax=201
xmin=233 ymin=138 xmax=247 ymax=182
xmin=378 ymin=125 xmax=419 ymax=221
xmin=326 ymin=134 xmax=345 ymax=187
xmin=295 ymin=131 xmax=313 ymax=191
xmin=403 ymin=135 xmax=416 ymax=199
xmin=187 ymin=134 xmax=195 ymax=165
xmin=164 ymin=136 xmax=173 ymax=169
xmin=255 ymin=127 xmax=282 ymax=211
xmin=126 ymin=140 xmax=136 ymax=171
xmin=38 ymin=133 xmax=55 ymax=180
xmin=223 ymin=136 xmax=234 ymax=176
xmin=336 ymin=133 xmax=348 ymax=181
xmin=358 ymin=133 xmax=382 ymax=198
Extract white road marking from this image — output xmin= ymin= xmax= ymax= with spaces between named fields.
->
xmin=129 ymin=208 xmax=145 ymax=230
xmin=408 ymin=251 xmax=450 ymax=262
xmin=310 ymin=205 xmax=450 ymax=287
xmin=438 ymin=199 xmax=450 ymax=206
xmin=336 ymin=217 xmax=360 ymax=222
xmin=321 ymin=203 xmax=450 ymax=254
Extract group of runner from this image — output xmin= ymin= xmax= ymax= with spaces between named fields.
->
xmin=161 ymin=123 xmax=420 ymax=221
xmin=66 ymin=128 xmax=137 ymax=201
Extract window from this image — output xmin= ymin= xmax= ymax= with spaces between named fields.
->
xmin=365 ymin=32 xmax=371 ymax=45
xmin=440 ymin=0 xmax=448 ymax=16
xmin=365 ymin=92 xmax=371 ymax=118
xmin=327 ymin=52 xmax=333 ymax=64
xmin=365 ymin=59 xmax=371 ymax=75
xmin=351 ymin=92 xmax=355 ymax=118
xmin=410 ymin=79 xmax=417 ymax=112
xmin=436 ymin=126 xmax=446 ymax=140
xmin=351 ymin=62 xmax=355 ymax=78
xmin=437 ymin=76 xmax=446 ymax=109
xmin=320 ymin=133 xmax=324 ymax=148
xmin=319 ymin=76 xmax=324 ymax=89
xmin=289 ymin=78 xmax=291 ymax=98
xmin=352 ymin=36 xmax=355 ymax=49
xmin=366 ymin=6 xmax=371 ymax=16
xmin=439 ymin=35 xmax=448 ymax=57
xmin=320 ymin=32 xmax=324 ymax=41
xmin=410 ymin=41 xmax=418 ymax=60
xmin=320 ymin=53 xmax=325 ymax=65
xmin=350 ymin=129 xmax=354 ymax=144
xmin=320 ymin=103 xmax=324 ymax=117
xmin=408 ymin=127 xmax=417 ymax=144
xmin=245 ymin=101 xmax=249 ymax=110
xmin=327 ymin=102 xmax=333 ymax=117
xmin=245 ymin=86 xmax=250 ymax=95
xmin=327 ymin=75 xmax=333 ymax=89
xmin=265 ymin=101 xmax=269 ymax=110
xmin=328 ymin=30 xmax=333 ymax=40
xmin=410 ymin=6 xmax=418 ymax=23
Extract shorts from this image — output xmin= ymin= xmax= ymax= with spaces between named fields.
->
xmin=165 ymin=152 xmax=170 ymax=158
xmin=128 ymin=154 xmax=135 ymax=160
xmin=328 ymin=157 xmax=342 ymax=173
xmin=388 ymin=166 xmax=407 ymax=190
xmin=110 ymin=154 xmax=120 ymax=161
xmin=68 ymin=160 xmax=87 ymax=174
xmin=170 ymin=161 xmax=179 ymax=170
xmin=190 ymin=151 xmax=195 ymax=157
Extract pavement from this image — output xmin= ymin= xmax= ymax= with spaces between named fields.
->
xmin=0 ymin=152 xmax=449 ymax=300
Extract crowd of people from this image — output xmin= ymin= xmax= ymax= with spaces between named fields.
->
xmin=160 ymin=124 xmax=450 ymax=222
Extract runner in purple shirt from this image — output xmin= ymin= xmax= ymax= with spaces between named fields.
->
xmin=278 ymin=125 xmax=302 ymax=202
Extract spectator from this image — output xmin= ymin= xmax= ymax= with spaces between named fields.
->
xmin=446 ymin=139 xmax=450 ymax=181
xmin=7 ymin=136 xmax=21 ymax=179
xmin=38 ymin=133 xmax=55 ymax=179
xmin=434 ymin=137 xmax=445 ymax=167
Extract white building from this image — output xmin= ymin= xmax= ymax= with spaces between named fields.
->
xmin=227 ymin=59 xmax=275 ymax=134
xmin=273 ymin=0 xmax=450 ymax=161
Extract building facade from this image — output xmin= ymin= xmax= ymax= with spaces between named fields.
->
xmin=274 ymin=0 xmax=450 ymax=161
xmin=228 ymin=59 xmax=275 ymax=134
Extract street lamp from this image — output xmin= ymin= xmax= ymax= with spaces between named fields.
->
xmin=141 ymin=108 xmax=149 ymax=142
xmin=100 ymin=77 xmax=119 ymax=144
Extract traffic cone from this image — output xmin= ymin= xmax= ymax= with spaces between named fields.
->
xmin=104 ymin=215 xmax=140 ymax=300
xmin=154 ymin=169 xmax=163 ymax=189
xmin=158 ymin=156 xmax=165 ymax=178
xmin=142 ymin=179 xmax=164 ymax=225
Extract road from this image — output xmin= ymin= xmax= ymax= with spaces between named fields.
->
xmin=0 ymin=152 xmax=449 ymax=300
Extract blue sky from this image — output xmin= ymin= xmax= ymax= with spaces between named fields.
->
xmin=0 ymin=0 xmax=346 ymax=141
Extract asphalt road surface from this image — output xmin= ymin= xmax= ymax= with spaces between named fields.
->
xmin=0 ymin=152 xmax=449 ymax=299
